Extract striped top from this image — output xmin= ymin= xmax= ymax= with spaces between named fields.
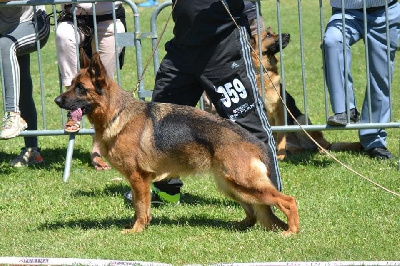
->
xmin=0 ymin=5 xmax=45 ymax=34
xmin=330 ymin=0 xmax=394 ymax=9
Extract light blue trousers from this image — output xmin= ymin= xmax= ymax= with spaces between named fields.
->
xmin=323 ymin=3 xmax=400 ymax=149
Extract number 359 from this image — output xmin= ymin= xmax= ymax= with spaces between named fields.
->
xmin=215 ymin=78 xmax=248 ymax=108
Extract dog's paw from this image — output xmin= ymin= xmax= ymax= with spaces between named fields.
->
xmin=236 ymin=217 xmax=257 ymax=228
xmin=121 ymin=227 xmax=144 ymax=234
xmin=282 ymin=228 xmax=300 ymax=236
xmin=276 ymin=149 xmax=287 ymax=161
xmin=277 ymin=154 xmax=286 ymax=161
xmin=281 ymin=230 xmax=294 ymax=237
xmin=121 ymin=222 xmax=146 ymax=234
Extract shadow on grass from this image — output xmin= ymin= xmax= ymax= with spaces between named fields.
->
xmin=71 ymin=182 xmax=129 ymax=198
xmin=282 ymin=150 xmax=364 ymax=167
xmin=284 ymin=152 xmax=333 ymax=167
xmin=0 ymin=147 xmax=96 ymax=173
xmin=38 ymin=183 xmax=248 ymax=232
xmin=37 ymin=214 xmax=249 ymax=232
xmin=71 ymin=183 xmax=239 ymax=208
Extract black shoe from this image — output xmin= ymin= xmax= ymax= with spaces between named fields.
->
xmin=365 ymin=147 xmax=394 ymax=160
xmin=123 ymin=190 xmax=180 ymax=205
xmin=327 ymin=108 xmax=360 ymax=126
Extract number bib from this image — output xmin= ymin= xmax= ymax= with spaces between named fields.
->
xmin=213 ymin=76 xmax=256 ymax=120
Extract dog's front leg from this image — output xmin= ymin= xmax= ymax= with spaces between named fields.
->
xmin=276 ymin=132 xmax=287 ymax=160
xmin=122 ymin=172 xmax=152 ymax=234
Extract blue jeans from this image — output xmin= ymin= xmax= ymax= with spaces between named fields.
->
xmin=323 ymin=3 xmax=400 ymax=149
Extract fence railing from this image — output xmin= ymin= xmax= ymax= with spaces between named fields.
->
xmin=0 ymin=0 xmax=399 ymax=181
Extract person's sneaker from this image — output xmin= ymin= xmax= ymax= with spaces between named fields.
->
xmin=0 ymin=112 xmax=28 ymax=139
xmin=365 ymin=147 xmax=394 ymax=160
xmin=9 ymin=147 xmax=44 ymax=167
xmin=124 ymin=187 xmax=180 ymax=205
xmin=137 ymin=0 xmax=158 ymax=7
xmin=327 ymin=108 xmax=360 ymax=126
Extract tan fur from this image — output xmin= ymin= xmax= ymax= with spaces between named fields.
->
xmin=251 ymin=29 xmax=288 ymax=160
xmin=55 ymin=52 xmax=300 ymax=235
xmin=251 ymin=28 xmax=362 ymax=157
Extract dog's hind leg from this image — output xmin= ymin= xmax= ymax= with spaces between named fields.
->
xmin=214 ymin=157 xmax=299 ymax=234
xmin=255 ymin=190 xmax=299 ymax=235
xmin=213 ymin=173 xmax=257 ymax=228
xmin=253 ymin=204 xmax=288 ymax=231
xmin=237 ymin=202 xmax=257 ymax=228
xmin=122 ymin=172 xmax=152 ymax=234
xmin=226 ymin=179 xmax=299 ymax=234
xmin=224 ymin=181 xmax=299 ymax=234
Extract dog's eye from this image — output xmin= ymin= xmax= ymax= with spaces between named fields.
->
xmin=75 ymin=84 xmax=88 ymax=96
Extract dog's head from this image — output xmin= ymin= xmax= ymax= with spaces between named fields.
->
xmin=252 ymin=27 xmax=290 ymax=56
xmin=54 ymin=49 xmax=108 ymax=116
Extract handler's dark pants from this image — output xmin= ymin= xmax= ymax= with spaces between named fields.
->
xmin=152 ymin=24 xmax=283 ymax=196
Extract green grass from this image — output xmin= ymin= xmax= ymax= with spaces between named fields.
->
xmin=1 ymin=1 xmax=400 ymax=265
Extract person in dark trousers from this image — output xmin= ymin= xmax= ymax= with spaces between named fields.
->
xmin=244 ymin=1 xmax=265 ymax=36
xmin=125 ymin=0 xmax=283 ymax=204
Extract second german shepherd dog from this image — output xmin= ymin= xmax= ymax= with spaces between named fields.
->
xmin=251 ymin=28 xmax=361 ymax=158
xmin=251 ymin=28 xmax=290 ymax=160
xmin=54 ymin=52 xmax=300 ymax=235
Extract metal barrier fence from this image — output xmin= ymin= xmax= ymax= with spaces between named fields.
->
xmin=0 ymin=0 xmax=141 ymax=181
xmin=0 ymin=0 xmax=399 ymax=181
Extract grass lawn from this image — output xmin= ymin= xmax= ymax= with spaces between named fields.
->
xmin=0 ymin=0 xmax=399 ymax=265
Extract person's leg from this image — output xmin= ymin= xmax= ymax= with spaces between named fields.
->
xmin=0 ymin=13 xmax=49 ymax=139
xmin=90 ymin=139 xmax=111 ymax=170
xmin=56 ymin=21 xmax=85 ymax=87
xmin=17 ymin=11 xmax=49 ymax=147
xmin=55 ymin=21 xmax=86 ymax=133
xmin=152 ymin=41 xmax=204 ymax=106
xmin=9 ymin=54 xmax=44 ymax=167
xmin=17 ymin=11 xmax=49 ymax=165
xmin=6 ymin=10 xmax=49 ymax=164
xmin=89 ymin=19 xmax=125 ymax=170
xmin=147 ymin=41 xmax=204 ymax=203
xmin=201 ymin=25 xmax=282 ymax=191
xmin=322 ymin=9 xmax=361 ymax=125
xmin=358 ymin=3 xmax=400 ymax=157
xmin=95 ymin=19 xmax=125 ymax=78
xmin=18 ymin=54 xmax=37 ymax=148
xmin=284 ymin=91 xmax=303 ymax=125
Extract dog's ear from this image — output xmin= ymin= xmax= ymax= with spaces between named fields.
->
xmin=79 ymin=48 xmax=91 ymax=69
xmin=251 ymin=34 xmax=260 ymax=55
xmin=88 ymin=53 xmax=108 ymax=95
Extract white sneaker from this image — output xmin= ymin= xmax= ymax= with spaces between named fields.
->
xmin=0 ymin=112 xmax=28 ymax=139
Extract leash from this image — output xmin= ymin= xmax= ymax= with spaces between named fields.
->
xmin=219 ymin=0 xmax=400 ymax=198
xmin=134 ymin=0 xmax=178 ymax=93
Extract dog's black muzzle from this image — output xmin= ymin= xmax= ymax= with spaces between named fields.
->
xmin=54 ymin=95 xmax=66 ymax=109
xmin=281 ymin=33 xmax=290 ymax=48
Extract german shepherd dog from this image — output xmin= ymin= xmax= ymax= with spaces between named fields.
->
xmin=251 ymin=28 xmax=361 ymax=158
xmin=251 ymin=27 xmax=290 ymax=160
xmin=54 ymin=52 xmax=300 ymax=235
